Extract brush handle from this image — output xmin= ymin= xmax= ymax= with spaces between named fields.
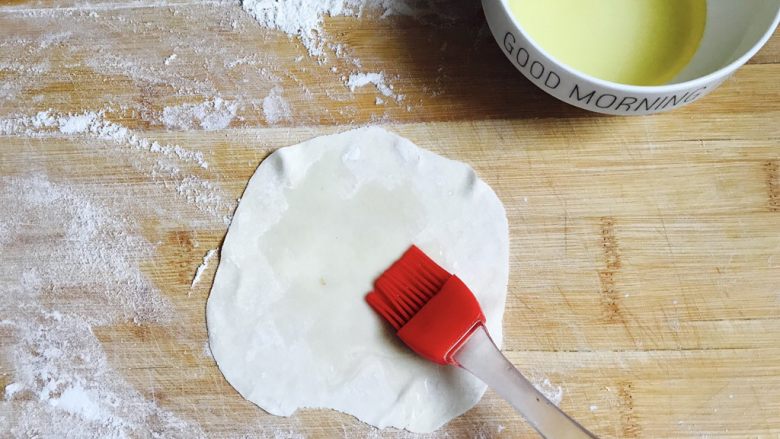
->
xmin=454 ymin=326 xmax=598 ymax=439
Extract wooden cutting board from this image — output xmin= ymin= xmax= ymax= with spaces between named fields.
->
xmin=1 ymin=2 xmax=779 ymax=437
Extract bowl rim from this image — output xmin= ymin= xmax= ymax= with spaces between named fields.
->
xmin=492 ymin=0 xmax=780 ymax=93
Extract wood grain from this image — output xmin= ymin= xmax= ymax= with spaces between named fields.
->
xmin=1 ymin=1 xmax=779 ymax=438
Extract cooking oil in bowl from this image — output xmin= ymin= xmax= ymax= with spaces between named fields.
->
xmin=507 ymin=0 xmax=707 ymax=86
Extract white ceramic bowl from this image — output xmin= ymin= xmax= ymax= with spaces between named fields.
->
xmin=482 ymin=0 xmax=780 ymax=115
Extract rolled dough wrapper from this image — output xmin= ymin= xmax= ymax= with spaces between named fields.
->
xmin=207 ymin=127 xmax=509 ymax=433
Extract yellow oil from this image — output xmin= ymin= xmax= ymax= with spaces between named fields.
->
xmin=507 ymin=0 xmax=707 ymax=86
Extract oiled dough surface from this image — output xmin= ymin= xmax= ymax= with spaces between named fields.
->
xmin=207 ymin=127 xmax=509 ymax=432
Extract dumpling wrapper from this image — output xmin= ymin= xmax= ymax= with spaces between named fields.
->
xmin=206 ymin=127 xmax=509 ymax=432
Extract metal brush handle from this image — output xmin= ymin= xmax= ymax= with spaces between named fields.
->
xmin=453 ymin=326 xmax=598 ymax=439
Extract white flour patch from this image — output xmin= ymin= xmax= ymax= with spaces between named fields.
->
xmin=202 ymin=341 xmax=213 ymax=360
xmin=347 ymin=72 xmax=404 ymax=103
xmin=241 ymin=0 xmax=357 ymax=57
xmin=191 ymin=249 xmax=218 ymax=290
xmin=0 ymin=174 xmax=203 ymax=437
xmin=58 ymin=113 xmax=97 ymax=135
xmin=49 ymin=383 xmax=109 ymax=424
xmin=4 ymin=383 xmax=23 ymax=400
xmin=262 ymin=86 xmax=292 ymax=124
xmin=162 ymin=98 xmax=238 ymax=131
xmin=239 ymin=0 xmax=456 ymax=58
xmin=532 ymin=377 xmax=564 ymax=406
xmin=347 ymin=72 xmax=392 ymax=96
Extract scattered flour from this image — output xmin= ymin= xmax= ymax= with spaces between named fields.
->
xmin=0 ymin=110 xmax=209 ymax=169
xmin=240 ymin=0 xmax=453 ymax=57
xmin=50 ymin=384 xmax=109 ymax=424
xmin=202 ymin=341 xmax=214 ymax=360
xmin=241 ymin=0 xmax=357 ymax=57
xmin=347 ymin=71 xmax=405 ymax=103
xmin=347 ymin=72 xmax=392 ymax=96
xmin=0 ymin=110 xmax=234 ymax=222
xmin=4 ymin=383 xmax=23 ymax=400
xmin=532 ymin=377 xmax=564 ymax=407
xmin=176 ymin=176 xmax=233 ymax=224
xmin=262 ymin=86 xmax=292 ymax=124
xmin=190 ymin=249 xmax=218 ymax=289
xmin=0 ymin=174 xmax=203 ymax=437
xmin=162 ymin=97 xmax=238 ymax=131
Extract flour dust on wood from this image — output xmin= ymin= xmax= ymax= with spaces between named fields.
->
xmin=0 ymin=175 xmax=203 ymax=437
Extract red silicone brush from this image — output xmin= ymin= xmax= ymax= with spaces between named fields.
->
xmin=366 ymin=246 xmax=597 ymax=439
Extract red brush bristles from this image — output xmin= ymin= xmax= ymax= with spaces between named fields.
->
xmin=366 ymin=246 xmax=451 ymax=330
xmin=366 ymin=245 xmax=486 ymax=365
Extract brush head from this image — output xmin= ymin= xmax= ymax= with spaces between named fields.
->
xmin=365 ymin=246 xmax=451 ymax=330
xmin=366 ymin=245 xmax=486 ymax=365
